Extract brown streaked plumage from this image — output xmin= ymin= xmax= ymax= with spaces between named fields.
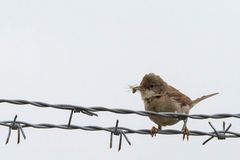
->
xmin=132 ymin=73 xmax=218 ymax=139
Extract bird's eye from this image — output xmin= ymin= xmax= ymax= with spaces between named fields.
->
xmin=150 ymin=85 xmax=154 ymax=88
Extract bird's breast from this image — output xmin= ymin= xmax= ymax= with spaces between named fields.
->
xmin=143 ymin=96 xmax=189 ymax=126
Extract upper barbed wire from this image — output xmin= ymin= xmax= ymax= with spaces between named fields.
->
xmin=0 ymin=99 xmax=240 ymax=119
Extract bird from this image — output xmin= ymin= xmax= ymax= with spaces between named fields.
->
xmin=131 ymin=73 xmax=218 ymax=140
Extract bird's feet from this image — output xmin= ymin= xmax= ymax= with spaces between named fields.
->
xmin=150 ymin=125 xmax=161 ymax=137
xmin=182 ymin=126 xmax=189 ymax=140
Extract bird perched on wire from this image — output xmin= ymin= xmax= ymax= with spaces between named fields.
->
xmin=131 ymin=73 xmax=218 ymax=140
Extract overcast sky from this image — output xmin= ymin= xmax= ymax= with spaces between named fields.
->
xmin=0 ymin=0 xmax=240 ymax=159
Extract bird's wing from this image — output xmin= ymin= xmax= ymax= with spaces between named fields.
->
xmin=166 ymin=86 xmax=192 ymax=106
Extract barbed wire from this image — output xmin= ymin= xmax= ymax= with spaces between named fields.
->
xmin=1 ymin=99 xmax=240 ymax=119
xmin=0 ymin=116 xmax=238 ymax=149
xmin=0 ymin=99 xmax=240 ymax=150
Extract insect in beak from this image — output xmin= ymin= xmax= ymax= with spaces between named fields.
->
xmin=129 ymin=85 xmax=142 ymax=93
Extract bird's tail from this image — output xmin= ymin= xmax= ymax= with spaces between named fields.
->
xmin=191 ymin=92 xmax=219 ymax=107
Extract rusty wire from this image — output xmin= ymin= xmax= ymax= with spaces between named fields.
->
xmin=0 ymin=99 xmax=240 ymax=150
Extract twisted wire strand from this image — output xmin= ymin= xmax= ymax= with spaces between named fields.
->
xmin=1 ymin=99 xmax=240 ymax=119
xmin=0 ymin=120 xmax=239 ymax=138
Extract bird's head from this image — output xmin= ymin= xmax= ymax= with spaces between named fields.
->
xmin=131 ymin=73 xmax=167 ymax=99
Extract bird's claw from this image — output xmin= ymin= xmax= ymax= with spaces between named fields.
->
xmin=150 ymin=126 xmax=160 ymax=137
xmin=182 ymin=127 xmax=189 ymax=140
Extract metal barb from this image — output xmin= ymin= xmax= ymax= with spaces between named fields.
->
xmin=19 ymin=125 xmax=26 ymax=139
xmin=73 ymin=108 xmax=98 ymax=117
xmin=202 ymin=136 xmax=214 ymax=145
xmin=17 ymin=127 xmax=20 ymax=144
xmin=122 ymin=132 xmax=131 ymax=146
xmin=12 ymin=115 xmax=18 ymax=129
xmin=224 ymin=123 xmax=232 ymax=134
xmin=5 ymin=127 xmax=12 ymax=144
xmin=109 ymin=120 xmax=131 ymax=151
xmin=5 ymin=115 xmax=18 ymax=144
xmin=110 ymin=120 xmax=120 ymax=150
xmin=68 ymin=109 xmax=74 ymax=128
xmin=203 ymin=121 xmax=231 ymax=145
xmin=223 ymin=121 xmax=225 ymax=131
xmin=114 ymin=120 xmax=119 ymax=135
xmin=5 ymin=115 xmax=26 ymax=144
xmin=80 ymin=110 xmax=98 ymax=117
xmin=208 ymin=122 xmax=222 ymax=139
xmin=118 ymin=133 xmax=122 ymax=151
xmin=110 ymin=132 xmax=113 ymax=149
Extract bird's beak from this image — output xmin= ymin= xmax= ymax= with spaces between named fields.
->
xmin=130 ymin=85 xmax=142 ymax=94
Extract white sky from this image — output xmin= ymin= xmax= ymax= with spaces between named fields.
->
xmin=0 ymin=0 xmax=240 ymax=159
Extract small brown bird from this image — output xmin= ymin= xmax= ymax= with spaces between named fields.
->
xmin=132 ymin=73 xmax=218 ymax=140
